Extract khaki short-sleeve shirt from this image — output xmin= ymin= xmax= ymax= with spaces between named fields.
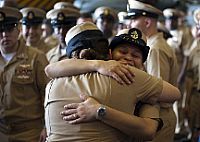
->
xmin=0 ymin=40 xmax=49 ymax=133
xmin=45 ymin=67 xmax=163 ymax=142
xmin=46 ymin=45 xmax=67 ymax=63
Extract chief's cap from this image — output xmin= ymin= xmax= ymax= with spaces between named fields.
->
xmin=54 ymin=2 xmax=79 ymax=11
xmin=93 ymin=6 xmax=118 ymax=22
xmin=0 ymin=6 xmax=22 ymax=31
xmin=118 ymin=11 xmax=128 ymax=24
xmin=163 ymin=8 xmax=183 ymax=19
xmin=109 ymin=28 xmax=149 ymax=62
xmin=20 ymin=7 xmax=46 ymax=25
xmin=65 ymin=22 xmax=108 ymax=57
xmin=127 ymin=0 xmax=162 ymax=19
xmin=46 ymin=8 xmax=80 ymax=27
xmin=193 ymin=8 xmax=200 ymax=24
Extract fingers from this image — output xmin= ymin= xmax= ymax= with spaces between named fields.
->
xmin=68 ymin=117 xmax=83 ymax=124
xmin=113 ymin=67 xmax=134 ymax=85
xmin=119 ymin=66 xmax=135 ymax=84
xmin=61 ymin=109 xmax=77 ymax=116
xmin=63 ymin=113 xmax=79 ymax=121
xmin=112 ymin=72 xmax=125 ymax=85
xmin=64 ymin=103 xmax=79 ymax=109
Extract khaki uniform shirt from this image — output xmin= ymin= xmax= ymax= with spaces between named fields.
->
xmin=46 ymin=45 xmax=67 ymax=64
xmin=147 ymin=32 xmax=178 ymax=86
xmin=187 ymin=39 xmax=200 ymax=90
xmin=0 ymin=40 xmax=49 ymax=139
xmin=167 ymin=30 xmax=183 ymax=72
xmin=44 ymin=35 xmax=59 ymax=49
xmin=146 ymin=33 xmax=178 ymax=142
xmin=32 ymin=39 xmax=53 ymax=54
xmin=45 ymin=67 xmax=163 ymax=142
xmin=167 ymin=27 xmax=193 ymax=73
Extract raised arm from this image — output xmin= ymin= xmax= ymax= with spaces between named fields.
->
xmin=45 ymin=59 xmax=135 ymax=85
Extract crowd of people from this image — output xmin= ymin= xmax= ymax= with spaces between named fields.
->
xmin=0 ymin=0 xmax=199 ymax=142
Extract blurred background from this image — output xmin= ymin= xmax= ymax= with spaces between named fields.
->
xmin=13 ymin=0 xmax=200 ymax=26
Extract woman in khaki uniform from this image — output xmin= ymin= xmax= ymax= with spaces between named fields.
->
xmin=44 ymin=22 xmax=180 ymax=142
xmin=0 ymin=7 xmax=49 ymax=142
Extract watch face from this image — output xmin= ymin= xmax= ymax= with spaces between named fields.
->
xmin=97 ymin=106 xmax=106 ymax=119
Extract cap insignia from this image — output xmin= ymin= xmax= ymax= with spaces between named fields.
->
xmin=130 ymin=30 xmax=139 ymax=39
xmin=142 ymin=12 xmax=146 ymax=16
xmin=27 ymin=11 xmax=34 ymax=20
xmin=104 ymin=9 xmax=109 ymax=15
xmin=57 ymin=12 xmax=64 ymax=21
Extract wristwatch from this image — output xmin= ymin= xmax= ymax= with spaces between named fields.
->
xmin=96 ymin=105 xmax=106 ymax=120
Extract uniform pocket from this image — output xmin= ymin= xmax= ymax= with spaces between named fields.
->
xmin=12 ymin=64 xmax=34 ymax=84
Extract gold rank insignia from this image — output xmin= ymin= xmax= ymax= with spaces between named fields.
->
xmin=130 ymin=30 xmax=139 ymax=40
xmin=0 ymin=12 xmax=5 ymax=22
xmin=57 ymin=12 xmax=64 ymax=21
xmin=104 ymin=9 xmax=109 ymax=15
xmin=27 ymin=11 xmax=34 ymax=20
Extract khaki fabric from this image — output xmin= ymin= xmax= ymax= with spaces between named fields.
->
xmin=46 ymin=45 xmax=67 ymax=64
xmin=187 ymin=39 xmax=200 ymax=132
xmin=45 ymin=68 xmax=163 ymax=142
xmin=147 ymin=32 xmax=178 ymax=86
xmin=151 ymin=107 xmax=176 ymax=142
xmin=167 ymin=26 xmax=193 ymax=135
xmin=167 ymin=26 xmax=193 ymax=73
xmin=31 ymin=39 xmax=53 ymax=54
xmin=188 ymin=89 xmax=200 ymax=132
xmin=146 ymin=32 xmax=178 ymax=142
xmin=44 ymin=35 xmax=60 ymax=49
xmin=0 ymin=40 xmax=49 ymax=141
xmin=187 ymin=39 xmax=200 ymax=90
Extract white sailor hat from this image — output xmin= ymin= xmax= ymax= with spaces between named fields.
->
xmin=65 ymin=22 xmax=108 ymax=57
xmin=163 ymin=8 xmax=183 ymax=19
xmin=54 ymin=2 xmax=79 ymax=11
xmin=93 ymin=6 xmax=118 ymax=22
xmin=0 ymin=6 xmax=22 ymax=31
xmin=46 ymin=8 xmax=80 ymax=27
xmin=20 ymin=7 xmax=46 ymax=25
xmin=127 ymin=0 xmax=162 ymax=19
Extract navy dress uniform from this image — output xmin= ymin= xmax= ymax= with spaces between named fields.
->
xmin=127 ymin=1 xmax=179 ymax=142
xmin=46 ymin=8 xmax=80 ymax=63
xmin=20 ymin=7 xmax=52 ymax=54
xmin=0 ymin=6 xmax=49 ymax=141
